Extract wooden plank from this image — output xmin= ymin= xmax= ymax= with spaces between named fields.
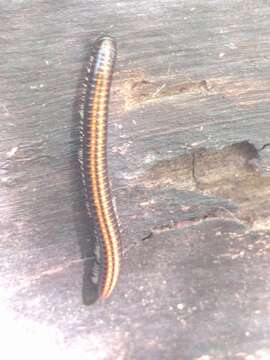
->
xmin=0 ymin=1 xmax=270 ymax=358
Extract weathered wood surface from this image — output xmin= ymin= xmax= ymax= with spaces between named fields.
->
xmin=1 ymin=1 xmax=270 ymax=359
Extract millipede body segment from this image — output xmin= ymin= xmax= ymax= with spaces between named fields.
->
xmin=79 ymin=36 xmax=121 ymax=300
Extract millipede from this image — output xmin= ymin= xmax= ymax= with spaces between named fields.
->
xmin=79 ymin=35 xmax=121 ymax=301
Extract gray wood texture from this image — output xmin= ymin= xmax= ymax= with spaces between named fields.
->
xmin=1 ymin=1 xmax=270 ymax=359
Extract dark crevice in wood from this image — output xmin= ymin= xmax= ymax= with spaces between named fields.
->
xmin=191 ymin=150 xmax=200 ymax=189
xmin=140 ymin=141 xmax=270 ymax=231
xmin=120 ymin=75 xmax=210 ymax=110
xmin=141 ymin=232 xmax=153 ymax=242
xmin=259 ymin=143 xmax=270 ymax=151
xmin=143 ymin=207 xmax=246 ymax=240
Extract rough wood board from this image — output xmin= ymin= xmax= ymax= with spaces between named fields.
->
xmin=0 ymin=1 xmax=270 ymax=359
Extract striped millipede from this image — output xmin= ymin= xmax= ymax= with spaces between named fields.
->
xmin=79 ymin=36 xmax=121 ymax=301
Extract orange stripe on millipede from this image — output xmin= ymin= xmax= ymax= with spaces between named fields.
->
xmin=89 ymin=71 xmax=120 ymax=298
xmin=80 ymin=36 xmax=121 ymax=302
xmin=94 ymin=83 xmax=120 ymax=297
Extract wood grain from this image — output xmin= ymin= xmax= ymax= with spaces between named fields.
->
xmin=0 ymin=1 xmax=270 ymax=359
